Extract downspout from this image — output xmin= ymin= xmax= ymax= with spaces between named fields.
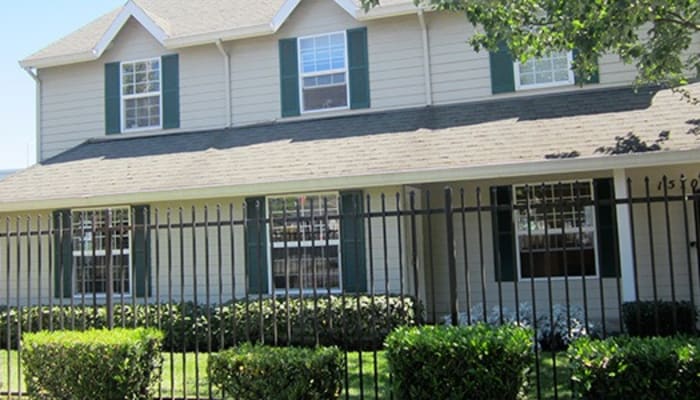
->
xmin=215 ymin=39 xmax=233 ymax=127
xmin=417 ymin=8 xmax=433 ymax=106
xmin=23 ymin=67 xmax=41 ymax=164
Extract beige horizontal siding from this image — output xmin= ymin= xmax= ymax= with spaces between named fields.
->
xmin=0 ymin=187 xmax=412 ymax=306
xmin=37 ymin=4 xmax=700 ymax=161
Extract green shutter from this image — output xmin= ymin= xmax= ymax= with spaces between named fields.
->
xmin=245 ymin=197 xmax=269 ymax=295
xmin=489 ymin=42 xmax=515 ymax=94
xmin=161 ymin=54 xmax=180 ymax=129
xmin=53 ymin=210 xmax=73 ymax=298
xmin=132 ymin=205 xmax=151 ymax=297
xmin=279 ymin=38 xmax=300 ymax=117
xmin=347 ymin=27 xmax=370 ymax=110
xmin=594 ymin=178 xmax=619 ymax=277
xmin=340 ymin=191 xmax=367 ymax=293
xmin=573 ymin=49 xmax=600 ymax=85
xmin=105 ymin=62 xmax=121 ymax=134
xmin=491 ymin=186 xmax=516 ymax=282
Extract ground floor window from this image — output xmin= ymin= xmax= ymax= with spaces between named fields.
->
xmin=268 ymin=194 xmax=341 ymax=291
xmin=514 ymin=181 xmax=597 ymax=278
xmin=71 ymin=208 xmax=131 ymax=295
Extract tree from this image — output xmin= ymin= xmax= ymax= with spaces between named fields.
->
xmin=360 ymin=0 xmax=700 ymax=89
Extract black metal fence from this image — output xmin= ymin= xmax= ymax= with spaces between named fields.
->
xmin=1 ymin=173 xmax=699 ymax=399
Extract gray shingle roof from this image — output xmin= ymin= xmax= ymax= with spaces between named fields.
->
xmin=1 ymin=84 xmax=698 ymax=207
xmin=22 ymin=0 xmax=414 ymax=66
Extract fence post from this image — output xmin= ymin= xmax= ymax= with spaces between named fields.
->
xmin=106 ymin=209 xmax=114 ymax=329
xmin=444 ymin=187 xmax=458 ymax=326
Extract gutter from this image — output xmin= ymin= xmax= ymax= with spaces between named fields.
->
xmin=2 ymin=149 xmax=699 ymax=213
xmin=22 ymin=67 xmax=41 ymax=164
xmin=215 ymin=39 xmax=233 ymax=127
xmin=417 ymin=8 xmax=433 ymax=106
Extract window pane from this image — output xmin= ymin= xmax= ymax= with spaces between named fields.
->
xmin=303 ymin=83 xmax=347 ymax=111
xmin=72 ymin=209 xmax=130 ymax=295
xmin=124 ymin=95 xmax=161 ymax=129
xmin=515 ymin=182 xmax=597 ymax=278
xmin=271 ymin=246 xmax=340 ymax=290
xmin=518 ymin=51 xmax=571 ymax=88
xmin=299 ymin=32 xmax=346 ymax=80
xmin=269 ymin=194 xmax=341 ymax=291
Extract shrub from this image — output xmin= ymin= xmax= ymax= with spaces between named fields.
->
xmin=446 ymin=302 xmax=599 ymax=350
xmin=385 ymin=324 xmax=533 ymax=400
xmin=0 ymin=295 xmax=420 ymax=351
xmin=22 ymin=328 xmax=163 ymax=400
xmin=622 ymin=300 xmax=697 ymax=336
xmin=208 ymin=344 xmax=343 ymax=400
xmin=568 ymin=336 xmax=700 ymax=399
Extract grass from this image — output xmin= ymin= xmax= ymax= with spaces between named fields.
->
xmin=1 ymin=349 xmax=571 ymax=399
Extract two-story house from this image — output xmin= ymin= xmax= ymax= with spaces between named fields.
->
xmin=0 ymin=0 xmax=699 ymax=325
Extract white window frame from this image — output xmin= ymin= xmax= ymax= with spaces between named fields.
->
xmin=120 ymin=57 xmax=163 ymax=132
xmin=266 ymin=192 xmax=343 ymax=294
xmin=71 ymin=207 xmax=132 ymax=297
xmin=297 ymin=31 xmax=350 ymax=114
xmin=513 ymin=181 xmax=599 ymax=281
xmin=513 ymin=51 xmax=575 ymax=91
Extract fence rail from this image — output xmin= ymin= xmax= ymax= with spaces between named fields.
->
xmin=1 ymin=174 xmax=699 ymax=399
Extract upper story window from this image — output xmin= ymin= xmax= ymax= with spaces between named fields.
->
xmin=298 ymin=32 xmax=349 ymax=113
xmin=513 ymin=181 xmax=597 ymax=279
xmin=121 ymin=59 xmax=161 ymax=131
xmin=514 ymin=51 xmax=574 ymax=90
xmin=106 ymin=55 xmax=178 ymax=135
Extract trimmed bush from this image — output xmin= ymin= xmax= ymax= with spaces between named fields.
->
xmin=568 ymin=336 xmax=700 ymax=399
xmin=622 ymin=300 xmax=697 ymax=336
xmin=385 ymin=324 xmax=533 ymax=400
xmin=0 ymin=295 xmax=419 ymax=351
xmin=208 ymin=344 xmax=343 ymax=400
xmin=22 ymin=328 xmax=163 ymax=400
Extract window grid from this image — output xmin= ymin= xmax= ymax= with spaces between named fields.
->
xmin=121 ymin=59 xmax=161 ymax=130
xmin=72 ymin=208 xmax=131 ymax=296
xmin=298 ymin=32 xmax=349 ymax=113
xmin=515 ymin=51 xmax=573 ymax=90
xmin=268 ymin=194 xmax=341 ymax=291
xmin=513 ymin=182 xmax=597 ymax=279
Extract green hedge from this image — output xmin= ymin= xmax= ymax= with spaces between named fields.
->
xmin=0 ymin=295 xmax=419 ymax=351
xmin=385 ymin=324 xmax=533 ymax=400
xmin=208 ymin=344 xmax=343 ymax=400
xmin=622 ymin=300 xmax=697 ymax=336
xmin=569 ymin=336 xmax=700 ymax=399
xmin=22 ymin=328 xmax=163 ymax=400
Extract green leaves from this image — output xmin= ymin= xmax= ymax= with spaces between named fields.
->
xmin=208 ymin=344 xmax=343 ymax=400
xmin=1 ymin=295 xmax=421 ymax=353
xmin=21 ymin=328 xmax=163 ymax=400
xmin=385 ymin=324 xmax=533 ymax=400
xmin=568 ymin=336 xmax=700 ymax=399
xmin=360 ymin=0 xmax=700 ymax=88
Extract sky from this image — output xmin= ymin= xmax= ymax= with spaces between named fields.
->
xmin=0 ymin=1 xmax=125 ymax=170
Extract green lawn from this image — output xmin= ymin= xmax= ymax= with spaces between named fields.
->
xmin=1 ymin=349 xmax=570 ymax=399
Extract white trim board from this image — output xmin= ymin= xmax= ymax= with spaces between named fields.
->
xmin=93 ymin=1 xmax=168 ymax=59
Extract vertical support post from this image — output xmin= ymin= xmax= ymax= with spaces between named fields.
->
xmin=106 ymin=209 xmax=114 ymax=329
xmin=614 ymin=169 xmax=637 ymax=301
xmin=444 ymin=187 xmax=458 ymax=326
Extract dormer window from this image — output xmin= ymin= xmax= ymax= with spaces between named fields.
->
xmin=299 ymin=32 xmax=349 ymax=113
xmin=105 ymin=55 xmax=178 ymax=135
xmin=121 ymin=58 xmax=162 ymax=131
xmin=514 ymin=51 xmax=574 ymax=90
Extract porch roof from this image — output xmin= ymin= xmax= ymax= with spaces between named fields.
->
xmin=1 ymin=84 xmax=699 ymax=211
